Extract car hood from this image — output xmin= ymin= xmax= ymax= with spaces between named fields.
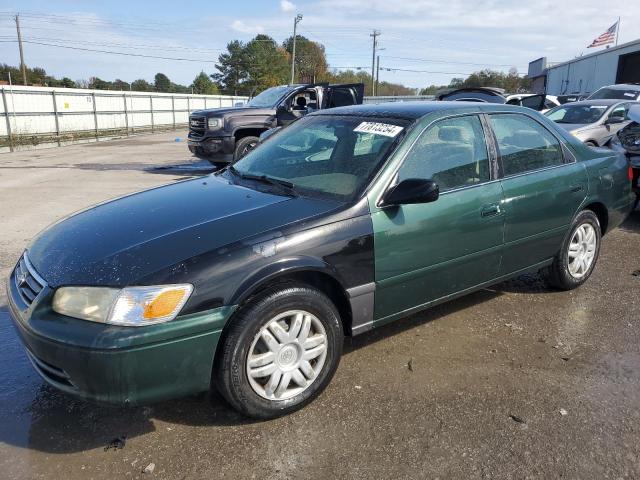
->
xmin=27 ymin=176 xmax=339 ymax=287
xmin=191 ymin=106 xmax=275 ymax=118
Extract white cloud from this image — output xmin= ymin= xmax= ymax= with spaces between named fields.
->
xmin=230 ymin=20 xmax=265 ymax=34
xmin=281 ymin=0 xmax=296 ymax=12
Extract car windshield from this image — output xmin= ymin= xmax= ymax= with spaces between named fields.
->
xmin=588 ymin=87 xmax=640 ymax=100
xmin=229 ymin=115 xmax=409 ymax=200
xmin=247 ymin=86 xmax=293 ymax=108
xmin=545 ymin=104 xmax=608 ymax=124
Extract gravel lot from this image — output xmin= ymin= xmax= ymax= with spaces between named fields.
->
xmin=1 ymin=132 xmax=639 ymax=479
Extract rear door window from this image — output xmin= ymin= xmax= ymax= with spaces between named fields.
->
xmin=398 ymin=115 xmax=490 ymax=191
xmin=489 ymin=114 xmax=564 ymax=176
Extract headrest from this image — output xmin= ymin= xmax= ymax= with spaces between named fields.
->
xmin=438 ymin=126 xmax=464 ymax=143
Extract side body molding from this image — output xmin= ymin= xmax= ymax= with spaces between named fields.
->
xmin=346 ymin=282 xmax=376 ymax=335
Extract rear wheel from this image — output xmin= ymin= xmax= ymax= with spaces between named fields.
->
xmin=215 ymin=285 xmax=343 ymax=419
xmin=233 ymin=136 xmax=259 ymax=161
xmin=544 ymin=210 xmax=601 ymax=290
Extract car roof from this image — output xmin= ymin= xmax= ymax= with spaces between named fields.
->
xmin=594 ymin=83 xmax=640 ymax=91
xmin=312 ymin=101 xmax=521 ymax=120
xmin=559 ymin=99 xmax=625 ymax=107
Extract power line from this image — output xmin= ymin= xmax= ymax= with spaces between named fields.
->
xmin=382 ymin=55 xmax=526 ymax=69
xmin=2 ymin=39 xmax=218 ymax=62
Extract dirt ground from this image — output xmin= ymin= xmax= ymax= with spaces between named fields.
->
xmin=0 ymin=132 xmax=639 ymax=479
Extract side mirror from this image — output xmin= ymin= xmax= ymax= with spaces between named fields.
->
xmin=380 ymin=178 xmax=439 ymax=207
xmin=276 ymin=105 xmax=296 ymax=127
xmin=605 ymin=116 xmax=625 ymax=125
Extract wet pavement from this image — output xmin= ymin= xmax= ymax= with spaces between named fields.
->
xmin=1 ymin=132 xmax=639 ymax=479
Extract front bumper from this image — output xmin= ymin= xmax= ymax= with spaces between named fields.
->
xmin=188 ymin=133 xmax=235 ymax=161
xmin=7 ymin=267 xmax=235 ymax=406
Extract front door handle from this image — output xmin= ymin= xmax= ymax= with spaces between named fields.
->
xmin=569 ymin=185 xmax=583 ymax=193
xmin=481 ymin=204 xmax=501 ymax=218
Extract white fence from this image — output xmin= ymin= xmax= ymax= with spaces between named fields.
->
xmin=0 ymin=85 xmax=248 ymax=152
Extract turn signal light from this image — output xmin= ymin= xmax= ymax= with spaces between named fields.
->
xmin=143 ymin=289 xmax=188 ymax=319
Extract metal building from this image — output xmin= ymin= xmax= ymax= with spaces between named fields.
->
xmin=528 ymin=38 xmax=640 ymax=96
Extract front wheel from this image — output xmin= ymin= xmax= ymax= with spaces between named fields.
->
xmin=215 ymin=285 xmax=343 ymax=419
xmin=544 ymin=210 xmax=601 ymax=290
xmin=233 ymin=136 xmax=260 ymax=161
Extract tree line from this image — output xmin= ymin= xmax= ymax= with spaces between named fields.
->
xmin=0 ymin=64 xmax=219 ymax=94
xmin=420 ymin=68 xmax=532 ymax=95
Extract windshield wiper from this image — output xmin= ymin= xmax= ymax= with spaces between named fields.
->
xmin=227 ymin=166 xmax=298 ymax=197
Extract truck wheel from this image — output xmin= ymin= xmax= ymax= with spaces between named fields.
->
xmin=234 ymin=136 xmax=259 ymax=161
xmin=544 ymin=210 xmax=601 ymax=290
xmin=214 ymin=285 xmax=343 ymax=419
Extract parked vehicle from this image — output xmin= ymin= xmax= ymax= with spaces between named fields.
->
xmin=436 ymin=87 xmax=506 ymax=103
xmin=8 ymin=102 xmax=634 ymax=419
xmin=188 ymin=83 xmax=364 ymax=165
xmin=557 ymin=94 xmax=587 ymax=105
xmin=610 ymin=104 xmax=640 ymax=206
xmin=587 ymin=83 xmax=640 ymax=101
xmin=505 ymin=94 xmax=560 ymax=112
xmin=544 ymin=99 xmax=635 ymax=146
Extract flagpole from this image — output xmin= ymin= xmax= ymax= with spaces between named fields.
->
xmin=616 ymin=17 xmax=620 ymax=46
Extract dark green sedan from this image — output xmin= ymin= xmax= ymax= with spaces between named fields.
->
xmin=7 ymin=102 xmax=634 ymax=419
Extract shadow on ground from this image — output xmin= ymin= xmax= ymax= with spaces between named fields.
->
xmin=0 ymin=275 xmax=556 ymax=454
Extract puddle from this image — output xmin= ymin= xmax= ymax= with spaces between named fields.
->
xmin=146 ymin=159 xmax=219 ymax=176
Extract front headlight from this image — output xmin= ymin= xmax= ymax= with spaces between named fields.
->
xmin=207 ymin=117 xmax=222 ymax=129
xmin=52 ymin=284 xmax=193 ymax=327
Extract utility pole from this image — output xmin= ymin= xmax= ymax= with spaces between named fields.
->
xmin=370 ymin=30 xmax=381 ymax=96
xmin=375 ymin=55 xmax=380 ymax=96
xmin=290 ymin=14 xmax=303 ymax=85
xmin=15 ymin=14 xmax=27 ymax=85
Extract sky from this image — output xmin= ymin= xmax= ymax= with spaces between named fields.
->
xmin=0 ymin=0 xmax=639 ymax=90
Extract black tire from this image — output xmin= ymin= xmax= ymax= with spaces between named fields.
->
xmin=233 ymin=136 xmax=260 ymax=161
xmin=215 ymin=285 xmax=343 ymax=419
xmin=584 ymin=141 xmax=598 ymax=147
xmin=544 ymin=210 xmax=601 ymax=290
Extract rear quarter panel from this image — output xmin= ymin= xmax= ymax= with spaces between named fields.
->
xmin=581 ymin=147 xmax=634 ymax=232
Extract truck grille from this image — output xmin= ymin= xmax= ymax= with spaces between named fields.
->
xmin=189 ymin=115 xmax=206 ymax=136
xmin=13 ymin=253 xmax=46 ymax=306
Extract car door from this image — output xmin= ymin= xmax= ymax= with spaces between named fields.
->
xmin=371 ymin=114 xmax=505 ymax=323
xmin=324 ymin=83 xmax=365 ymax=108
xmin=487 ymin=113 xmax=588 ymax=274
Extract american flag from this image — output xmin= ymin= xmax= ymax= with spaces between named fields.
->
xmin=588 ymin=21 xmax=618 ymax=48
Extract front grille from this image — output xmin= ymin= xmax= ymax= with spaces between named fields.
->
xmin=189 ymin=116 xmax=206 ymax=136
xmin=13 ymin=253 xmax=46 ymax=306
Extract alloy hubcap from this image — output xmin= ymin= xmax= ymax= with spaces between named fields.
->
xmin=246 ymin=310 xmax=327 ymax=400
xmin=567 ymin=223 xmax=597 ymax=279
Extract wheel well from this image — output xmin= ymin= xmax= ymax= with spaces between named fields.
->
xmin=240 ymin=271 xmax=354 ymax=336
xmin=584 ymin=202 xmax=609 ymax=235
xmin=234 ymin=128 xmax=266 ymax=141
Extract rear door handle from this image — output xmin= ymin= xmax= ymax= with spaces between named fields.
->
xmin=481 ymin=204 xmax=501 ymax=218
